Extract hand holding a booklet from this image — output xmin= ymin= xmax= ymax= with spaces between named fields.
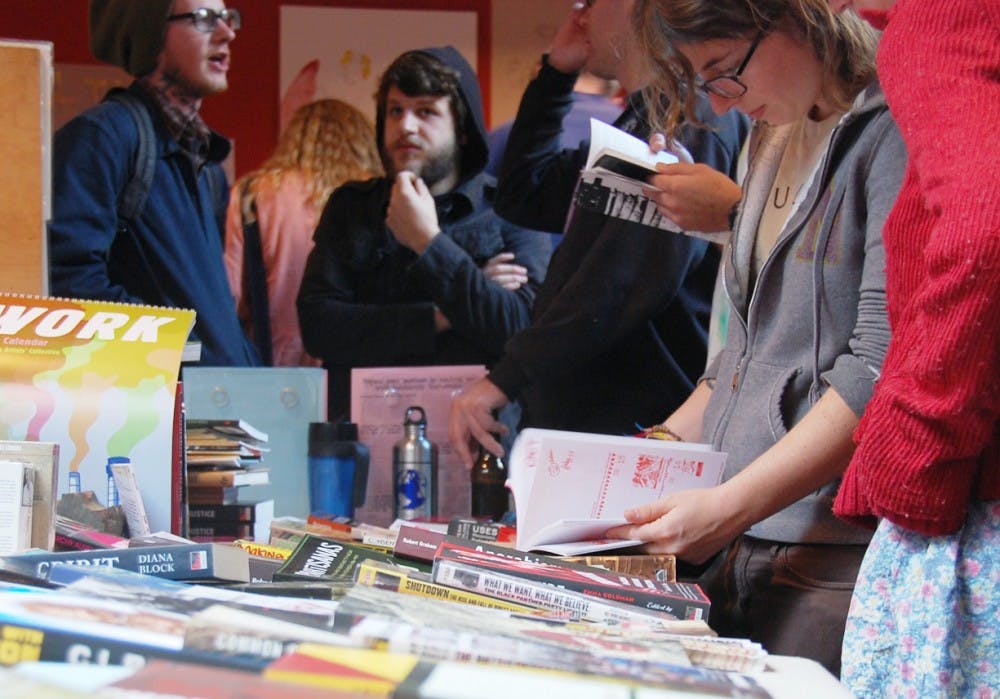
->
xmin=579 ymin=120 xmax=736 ymax=245
xmin=507 ymin=428 xmax=727 ymax=555
xmin=605 ymin=479 xmax=751 ymax=565
xmin=643 ymin=132 xmax=743 ymax=235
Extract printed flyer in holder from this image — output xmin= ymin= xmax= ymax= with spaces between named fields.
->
xmin=350 ymin=365 xmax=487 ymax=527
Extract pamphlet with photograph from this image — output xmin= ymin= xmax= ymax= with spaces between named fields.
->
xmin=576 ymin=119 xmax=730 ymax=244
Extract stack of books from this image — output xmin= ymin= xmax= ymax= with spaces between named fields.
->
xmin=184 ymin=419 xmax=272 ymax=542
xmin=185 ymin=419 xmax=269 ymax=505
xmin=186 ymin=500 xmax=274 ymax=545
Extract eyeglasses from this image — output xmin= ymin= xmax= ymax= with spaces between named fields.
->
xmin=167 ymin=8 xmax=242 ymax=33
xmin=696 ymin=31 xmax=763 ymax=100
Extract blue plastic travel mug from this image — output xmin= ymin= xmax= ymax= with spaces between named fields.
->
xmin=307 ymin=421 xmax=369 ymax=518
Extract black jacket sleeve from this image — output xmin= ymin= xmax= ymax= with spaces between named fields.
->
xmin=494 ymin=56 xmax=592 ymax=233
xmin=297 ymin=184 xmax=439 ymax=366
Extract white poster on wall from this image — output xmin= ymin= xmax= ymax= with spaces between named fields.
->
xmin=279 ymin=6 xmax=478 ymax=132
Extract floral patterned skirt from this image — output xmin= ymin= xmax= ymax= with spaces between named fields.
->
xmin=841 ymin=500 xmax=1000 ymax=698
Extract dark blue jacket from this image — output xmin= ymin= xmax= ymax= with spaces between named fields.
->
xmin=489 ymin=57 xmax=750 ymax=435
xmin=297 ymin=47 xmax=552 ymax=419
xmin=49 ymin=83 xmax=257 ymax=366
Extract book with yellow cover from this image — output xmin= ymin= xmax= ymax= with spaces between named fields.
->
xmin=354 ymin=558 xmax=535 ymax=614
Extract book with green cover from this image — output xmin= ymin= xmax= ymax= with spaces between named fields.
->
xmin=272 ymin=534 xmax=429 ymax=584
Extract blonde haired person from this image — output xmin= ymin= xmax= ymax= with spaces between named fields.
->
xmin=607 ymin=0 xmax=906 ymax=673
xmin=224 ymin=99 xmax=381 ymax=366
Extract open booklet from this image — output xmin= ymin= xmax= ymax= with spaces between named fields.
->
xmin=506 ymin=428 xmax=726 ymax=556
xmin=574 ymin=118 xmax=731 ymax=244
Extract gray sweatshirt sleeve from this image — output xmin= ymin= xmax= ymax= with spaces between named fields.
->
xmin=822 ymin=114 xmax=907 ymax=416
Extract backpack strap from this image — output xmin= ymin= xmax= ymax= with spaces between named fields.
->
xmin=103 ymin=88 xmax=157 ymax=225
xmin=239 ymin=179 xmax=273 ymax=366
xmin=205 ymin=162 xmax=230 ymax=244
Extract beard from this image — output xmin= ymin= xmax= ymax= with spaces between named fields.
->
xmin=383 ymin=137 xmax=460 ymax=190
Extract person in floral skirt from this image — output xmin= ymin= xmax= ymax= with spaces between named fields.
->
xmin=830 ymin=0 xmax=1000 ymax=696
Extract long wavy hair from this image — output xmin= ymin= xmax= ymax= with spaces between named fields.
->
xmin=633 ymin=0 xmax=880 ymax=137
xmin=238 ymin=99 xmax=382 ymax=213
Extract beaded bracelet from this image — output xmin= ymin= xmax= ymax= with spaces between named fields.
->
xmin=643 ymin=425 xmax=682 ymax=441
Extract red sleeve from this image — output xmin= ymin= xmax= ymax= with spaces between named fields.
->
xmin=839 ymin=0 xmax=1000 ymax=535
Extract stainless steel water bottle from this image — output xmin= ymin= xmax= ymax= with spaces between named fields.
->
xmin=392 ymin=406 xmax=438 ymax=520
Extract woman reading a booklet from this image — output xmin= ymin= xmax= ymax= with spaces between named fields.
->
xmin=606 ymin=0 xmax=905 ymax=675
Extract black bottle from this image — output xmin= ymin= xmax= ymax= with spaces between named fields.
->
xmin=471 ymin=442 xmax=508 ymax=521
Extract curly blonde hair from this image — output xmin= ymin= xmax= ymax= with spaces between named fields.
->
xmin=633 ymin=0 xmax=879 ymax=138
xmin=238 ymin=99 xmax=382 ymax=214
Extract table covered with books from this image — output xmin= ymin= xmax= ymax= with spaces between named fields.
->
xmin=0 ymin=509 xmax=860 ymax=699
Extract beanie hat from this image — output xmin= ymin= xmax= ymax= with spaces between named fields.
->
xmin=89 ymin=0 xmax=174 ymax=77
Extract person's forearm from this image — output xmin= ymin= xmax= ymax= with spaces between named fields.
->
xmin=495 ymin=57 xmax=588 ymax=232
xmin=721 ymin=388 xmax=858 ymax=529
xmin=657 ymin=380 xmax=712 ymax=441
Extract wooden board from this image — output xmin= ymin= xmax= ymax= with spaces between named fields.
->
xmin=0 ymin=40 xmax=52 ymax=295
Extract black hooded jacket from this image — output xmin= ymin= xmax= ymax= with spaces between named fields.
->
xmin=488 ymin=57 xmax=750 ymax=435
xmin=297 ymin=46 xmax=552 ymax=419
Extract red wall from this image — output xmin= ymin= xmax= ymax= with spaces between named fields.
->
xmin=0 ymin=0 xmax=491 ymax=178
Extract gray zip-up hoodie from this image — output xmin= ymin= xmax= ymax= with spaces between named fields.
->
xmin=702 ymin=82 xmax=907 ymax=545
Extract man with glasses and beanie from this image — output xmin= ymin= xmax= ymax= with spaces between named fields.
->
xmin=49 ymin=0 xmax=258 ymax=366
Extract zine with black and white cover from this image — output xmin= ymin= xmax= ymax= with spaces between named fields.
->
xmin=507 ymin=428 xmax=726 ymax=555
xmin=585 ymin=117 xmax=688 ymax=182
xmin=577 ymin=118 xmax=684 ymax=233
xmin=576 ymin=119 xmax=730 ymax=244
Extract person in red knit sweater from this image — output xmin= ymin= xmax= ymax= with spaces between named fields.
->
xmin=829 ymin=0 xmax=1000 ymax=695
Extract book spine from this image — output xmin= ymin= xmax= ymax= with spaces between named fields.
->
xmin=354 ymin=560 xmax=533 ymax=613
xmin=247 ymin=555 xmax=283 ymax=583
xmin=561 ymin=554 xmax=677 ymax=583
xmin=53 ymin=532 xmax=103 ymax=552
xmin=186 ymin=470 xmax=237 ymax=488
xmin=172 ymin=380 xmax=186 ymax=537
xmin=306 ymin=513 xmax=355 ymax=533
xmin=0 ymin=622 xmax=265 ymax=671
xmin=181 ymin=623 xmax=296 ymax=662
xmin=392 ymin=525 xmax=445 ymax=562
xmin=187 ymin=505 xmax=256 ymax=522
xmin=232 ymin=540 xmax=290 ymax=560
xmin=0 ymin=621 xmax=266 ymax=672
xmin=186 ymin=487 xmax=240 ymax=505
xmin=432 ymin=558 xmax=665 ymax=626
xmin=437 ymin=542 xmax=708 ymax=620
xmin=0 ymin=620 xmax=174 ymax=668
xmin=353 ymin=619 xmax=591 ymax=672
xmin=19 ymin=544 xmax=229 ymax=582
xmin=446 ymin=517 xmax=517 ymax=544
xmin=470 ymin=560 xmax=703 ymax=620
xmin=188 ymin=524 xmax=253 ymax=539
